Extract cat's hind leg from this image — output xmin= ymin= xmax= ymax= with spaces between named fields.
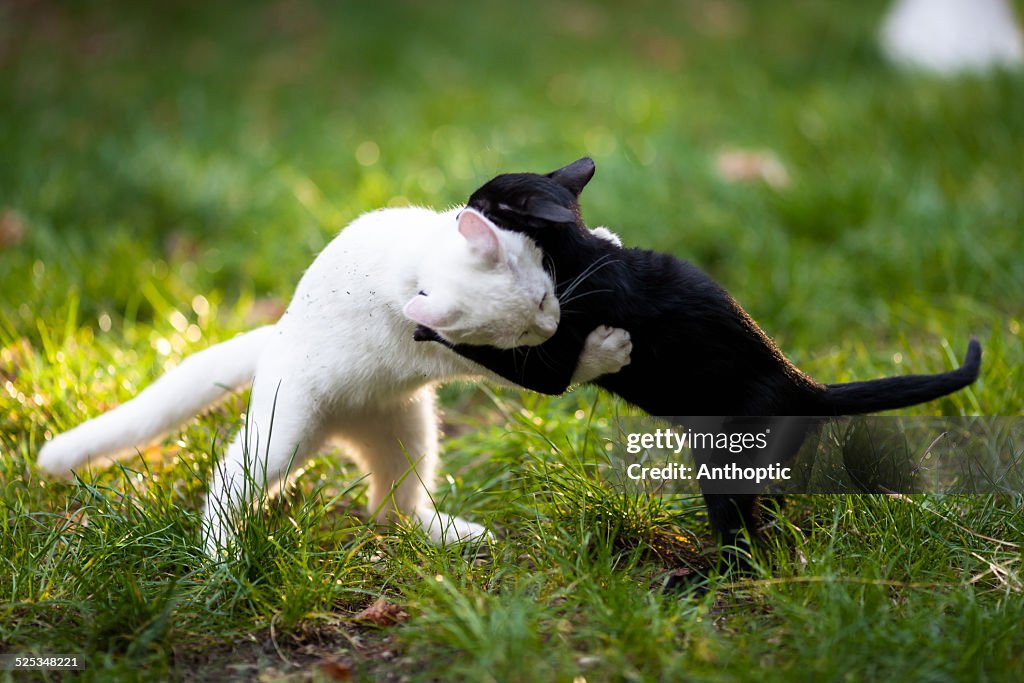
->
xmin=696 ymin=417 xmax=816 ymax=574
xmin=338 ymin=387 xmax=489 ymax=545
xmin=202 ymin=367 xmax=325 ymax=557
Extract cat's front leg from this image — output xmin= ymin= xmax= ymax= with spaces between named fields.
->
xmin=416 ymin=325 xmax=585 ymax=395
xmin=570 ymin=325 xmax=632 ymax=384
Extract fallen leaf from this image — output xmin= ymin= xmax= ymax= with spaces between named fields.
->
xmin=317 ymin=658 xmax=353 ymax=682
xmin=352 ymin=598 xmax=408 ymax=627
xmin=0 ymin=209 xmax=26 ymax=249
xmin=661 ymin=566 xmax=699 ymax=593
xmin=714 ymin=148 xmax=790 ymax=189
xmin=59 ymin=509 xmax=89 ymax=529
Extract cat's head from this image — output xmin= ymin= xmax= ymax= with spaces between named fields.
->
xmin=465 ymin=157 xmax=596 ymax=235
xmin=403 ymin=208 xmax=560 ymax=348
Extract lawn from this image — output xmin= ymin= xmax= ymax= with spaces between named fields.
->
xmin=2 ymin=1 xmax=1023 ymax=681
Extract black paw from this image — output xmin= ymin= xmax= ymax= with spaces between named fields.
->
xmin=413 ymin=325 xmax=442 ymax=342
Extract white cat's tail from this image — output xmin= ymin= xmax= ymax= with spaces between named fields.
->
xmin=37 ymin=325 xmax=275 ymax=476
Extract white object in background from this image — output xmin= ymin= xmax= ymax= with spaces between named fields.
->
xmin=880 ymin=0 xmax=1024 ymax=73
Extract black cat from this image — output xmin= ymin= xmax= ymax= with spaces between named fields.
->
xmin=416 ymin=158 xmax=981 ymax=563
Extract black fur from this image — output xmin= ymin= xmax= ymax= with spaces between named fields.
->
xmin=420 ymin=158 xmax=981 ymax=559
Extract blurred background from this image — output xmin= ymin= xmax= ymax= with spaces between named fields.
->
xmin=1 ymin=0 xmax=1022 ymax=407
xmin=2 ymin=4 xmax=1023 ymax=677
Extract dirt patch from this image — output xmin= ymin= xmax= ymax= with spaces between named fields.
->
xmin=171 ymin=617 xmax=419 ymax=682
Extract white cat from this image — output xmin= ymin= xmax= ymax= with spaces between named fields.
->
xmin=37 ymin=207 xmax=632 ymax=555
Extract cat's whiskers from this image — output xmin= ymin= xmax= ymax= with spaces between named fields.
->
xmin=543 ymin=253 xmax=558 ymax=287
xmin=556 ymin=254 xmax=619 ymax=304
xmin=516 ymin=346 xmax=532 ymax=375
xmin=509 ymin=329 xmax=558 ymax=374
xmin=558 ymin=288 xmax=616 ymax=310
xmin=507 ymin=334 xmax=530 ymax=376
xmin=520 ymin=337 xmax=555 ymax=374
xmin=556 ymin=254 xmax=610 ymax=299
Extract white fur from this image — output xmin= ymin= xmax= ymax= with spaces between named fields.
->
xmin=38 ymin=207 xmax=631 ymax=556
xmin=590 ymin=226 xmax=623 ymax=247
xmin=880 ymin=0 xmax=1024 ymax=74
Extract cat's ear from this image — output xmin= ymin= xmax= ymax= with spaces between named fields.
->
xmin=547 ymin=157 xmax=596 ymax=197
xmin=403 ymin=294 xmax=458 ymax=329
xmin=458 ymin=209 xmax=503 ymax=264
xmin=523 ymin=197 xmax=577 ymax=223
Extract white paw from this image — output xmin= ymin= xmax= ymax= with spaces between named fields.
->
xmin=592 ymin=325 xmax=632 ymax=360
xmin=416 ymin=508 xmax=493 ymax=546
xmin=573 ymin=325 xmax=632 ymax=383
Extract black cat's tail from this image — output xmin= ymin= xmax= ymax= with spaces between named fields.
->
xmin=815 ymin=338 xmax=981 ymax=415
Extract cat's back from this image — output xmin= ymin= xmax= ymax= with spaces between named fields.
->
xmin=264 ymin=206 xmax=456 ymax=405
xmin=616 ymin=245 xmax=730 ymax=309
xmin=291 ymin=206 xmax=450 ymax=299
xmin=327 ymin=206 xmax=450 ymax=250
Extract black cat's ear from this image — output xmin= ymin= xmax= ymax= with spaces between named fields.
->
xmin=547 ymin=157 xmax=596 ymax=196
xmin=524 ymin=197 xmax=577 ymax=223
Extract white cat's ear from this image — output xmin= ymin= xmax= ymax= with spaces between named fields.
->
xmin=403 ymin=294 xmax=458 ymax=329
xmin=457 ymin=209 xmax=503 ymax=264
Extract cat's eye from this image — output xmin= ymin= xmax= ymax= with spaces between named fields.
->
xmin=418 ymin=290 xmax=428 ymax=297
xmin=538 ymin=293 xmax=548 ymax=310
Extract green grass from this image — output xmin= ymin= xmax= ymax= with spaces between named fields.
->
xmin=2 ymin=0 xmax=1023 ymax=680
